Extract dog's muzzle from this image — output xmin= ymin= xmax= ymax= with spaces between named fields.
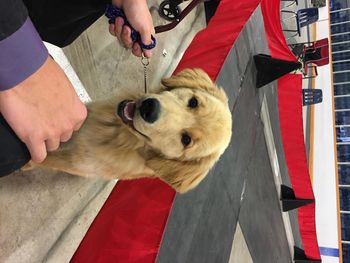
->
xmin=139 ymin=98 xmax=160 ymax=123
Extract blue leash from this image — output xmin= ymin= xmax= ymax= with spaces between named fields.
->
xmin=105 ymin=4 xmax=156 ymax=50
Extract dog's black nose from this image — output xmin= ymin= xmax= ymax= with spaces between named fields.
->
xmin=140 ymin=98 xmax=160 ymax=123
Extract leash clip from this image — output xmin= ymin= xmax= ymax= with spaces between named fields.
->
xmin=141 ymin=54 xmax=149 ymax=93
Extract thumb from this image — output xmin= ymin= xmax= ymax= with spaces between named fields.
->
xmin=139 ymin=30 xmax=155 ymax=58
xmin=27 ymin=140 xmax=47 ymax=163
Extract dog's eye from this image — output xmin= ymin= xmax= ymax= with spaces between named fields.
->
xmin=181 ymin=133 xmax=192 ymax=147
xmin=188 ymin=97 xmax=198 ymax=109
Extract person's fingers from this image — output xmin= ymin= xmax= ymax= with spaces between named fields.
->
xmin=45 ymin=138 xmax=60 ymax=152
xmin=114 ymin=17 xmax=124 ymax=39
xmin=73 ymin=118 xmax=85 ymax=131
xmin=140 ymin=32 xmax=152 ymax=46
xmin=60 ymin=130 xmax=73 ymax=143
xmin=109 ymin=23 xmax=116 ymax=36
xmin=0 ymin=56 xmax=89 ymax=164
xmin=73 ymin=103 xmax=87 ymax=132
xmin=132 ymin=43 xmax=142 ymax=57
xmin=142 ymin=48 xmax=152 ymax=58
xmin=141 ymin=27 xmax=155 ymax=58
xmin=121 ymin=26 xmax=133 ymax=48
xmin=131 ymin=42 xmax=153 ymax=58
xmin=27 ymin=139 xmax=47 ymax=163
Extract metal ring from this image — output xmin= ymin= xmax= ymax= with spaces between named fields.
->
xmin=141 ymin=54 xmax=150 ymax=66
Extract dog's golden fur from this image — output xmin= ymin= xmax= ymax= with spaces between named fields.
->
xmin=35 ymin=69 xmax=232 ymax=193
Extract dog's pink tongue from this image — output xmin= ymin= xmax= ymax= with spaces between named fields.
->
xmin=123 ymin=101 xmax=136 ymax=120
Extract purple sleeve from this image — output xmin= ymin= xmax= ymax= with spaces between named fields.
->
xmin=0 ymin=17 xmax=48 ymax=91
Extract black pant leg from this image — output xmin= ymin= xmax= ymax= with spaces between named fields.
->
xmin=23 ymin=0 xmax=110 ymax=47
xmin=0 ymin=115 xmax=30 ymax=177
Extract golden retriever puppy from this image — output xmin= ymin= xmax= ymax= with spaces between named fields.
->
xmin=36 ymin=68 xmax=232 ymax=193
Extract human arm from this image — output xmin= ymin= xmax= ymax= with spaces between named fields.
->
xmin=0 ymin=0 xmax=87 ymax=163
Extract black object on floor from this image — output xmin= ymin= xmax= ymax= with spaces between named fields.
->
xmin=254 ymin=54 xmax=302 ymax=88
xmin=0 ymin=115 xmax=30 ymax=177
xmin=204 ymin=0 xmax=220 ymax=24
xmin=294 ymin=246 xmax=322 ymax=263
xmin=280 ymin=185 xmax=315 ymax=212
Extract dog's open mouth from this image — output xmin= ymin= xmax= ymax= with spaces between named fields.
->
xmin=117 ymin=100 xmax=150 ymax=140
xmin=118 ymin=100 xmax=136 ymax=126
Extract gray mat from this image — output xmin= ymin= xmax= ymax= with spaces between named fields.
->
xmin=157 ymin=7 xmax=299 ymax=263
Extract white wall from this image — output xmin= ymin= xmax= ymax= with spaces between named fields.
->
xmin=312 ymin=15 xmax=341 ymax=262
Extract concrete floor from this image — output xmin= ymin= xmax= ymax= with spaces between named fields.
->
xmin=1 ymin=2 xmax=254 ymax=263
xmin=0 ymin=0 xmax=312 ymax=262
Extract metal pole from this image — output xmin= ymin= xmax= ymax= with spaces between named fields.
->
xmin=335 ymin=94 xmax=350 ymax=98
xmin=330 ymin=7 xmax=350 ymax=14
xmin=335 ymin=109 xmax=350 ymax=112
xmin=332 ymin=40 xmax=350 ymax=46
xmin=331 ymin=20 xmax=350 ymax=27
xmin=337 ymin=142 xmax=350 ymax=145
xmin=334 ymin=81 xmax=350 ymax=85
xmin=332 ymin=49 xmax=350 ymax=55
xmin=332 ymin=31 xmax=350 ymax=37
xmin=334 ymin=69 xmax=350 ymax=74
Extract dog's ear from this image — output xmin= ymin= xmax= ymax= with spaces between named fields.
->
xmin=146 ymin=153 xmax=219 ymax=193
xmin=161 ymin=68 xmax=228 ymax=103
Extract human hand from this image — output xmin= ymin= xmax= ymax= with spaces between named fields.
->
xmin=0 ymin=56 xmax=87 ymax=163
xmin=109 ymin=0 xmax=155 ymax=58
